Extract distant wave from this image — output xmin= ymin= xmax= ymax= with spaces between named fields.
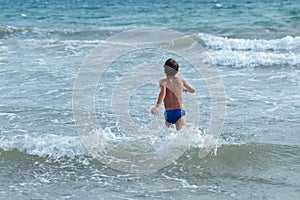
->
xmin=197 ymin=33 xmax=300 ymax=51
xmin=0 ymin=25 xmax=116 ymax=40
xmin=1 ymin=25 xmax=299 ymax=67
xmin=0 ymin=25 xmax=33 ymax=38
xmin=196 ymin=33 xmax=300 ymax=67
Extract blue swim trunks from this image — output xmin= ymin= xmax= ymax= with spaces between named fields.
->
xmin=164 ymin=109 xmax=186 ymax=124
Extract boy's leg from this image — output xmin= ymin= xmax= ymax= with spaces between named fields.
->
xmin=165 ymin=121 xmax=173 ymax=128
xmin=175 ymin=116 xmax=186 ymax=131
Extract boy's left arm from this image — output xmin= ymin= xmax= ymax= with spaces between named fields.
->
xmin=182 ymin=78 xmax=195 ymax=93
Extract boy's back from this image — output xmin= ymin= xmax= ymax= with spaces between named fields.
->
xmin=160 ymin=77 xmax=184 ymax=110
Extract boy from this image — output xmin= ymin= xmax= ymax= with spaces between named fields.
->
xmin=151 ymin=58 xmax=195 ymax=130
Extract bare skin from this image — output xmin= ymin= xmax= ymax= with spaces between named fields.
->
xmin=151 ymin=69 xmax=195 ymax=130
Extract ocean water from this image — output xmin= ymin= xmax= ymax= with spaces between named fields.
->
xmin=0 ymin=0 xmax=300 ymax=199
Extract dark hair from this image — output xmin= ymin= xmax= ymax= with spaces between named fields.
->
xmin=164 ymin=58 xmax=179 ymax=76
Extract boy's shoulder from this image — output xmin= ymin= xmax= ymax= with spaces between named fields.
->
xmin=159 ymin=78 xmax=167 ymax=86
xmin=159 ymin=77 xmax=185 ymax=85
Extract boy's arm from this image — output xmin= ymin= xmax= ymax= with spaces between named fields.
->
xmin=151 ymin=80 xmax=166 ymax=115
xmin=182 ymin=78 xmax=195 ymax=93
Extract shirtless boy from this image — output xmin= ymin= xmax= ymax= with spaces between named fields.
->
xmin=151 ymin=58 xmax=195 ymax=130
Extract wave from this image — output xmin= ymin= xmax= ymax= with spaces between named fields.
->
xmin=0 ymin=132 xmax=299 ymax=168
xmin=0 ymin=134 xmax=86 ymax=159
xmin=0 ymin=127 xmax=205 ymax=160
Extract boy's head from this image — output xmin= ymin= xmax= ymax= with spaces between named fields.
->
xmin=164 ymin=58 xmax=179 ymax=76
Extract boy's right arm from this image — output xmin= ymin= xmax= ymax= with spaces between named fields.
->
xmin=151 ymin=80 xmax=166 ymax=115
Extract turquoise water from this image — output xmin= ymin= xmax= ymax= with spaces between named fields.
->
xmin=0 ymin=0 xmax=300 ymax=199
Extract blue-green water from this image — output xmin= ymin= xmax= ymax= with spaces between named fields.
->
xmin=0 ymin=0 xmax=299 ymax=199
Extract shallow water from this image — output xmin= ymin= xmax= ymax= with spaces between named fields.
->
xmin=0 ymin=0 xmax=300 ymax=199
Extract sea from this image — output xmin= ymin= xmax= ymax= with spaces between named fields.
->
xmin=0 ymin=0 xmax=299 ymax=199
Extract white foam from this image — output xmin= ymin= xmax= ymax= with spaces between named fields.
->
xmin=211 ymin=50 xmax=300 ymax=67
xmin=0 ymin=134 xmax=86 ymax=159
xmin=197 ymin=33 xmax=300 ymax=67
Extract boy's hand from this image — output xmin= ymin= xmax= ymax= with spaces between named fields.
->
xmin=151 ymin=106 xmax=159 ymax=115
